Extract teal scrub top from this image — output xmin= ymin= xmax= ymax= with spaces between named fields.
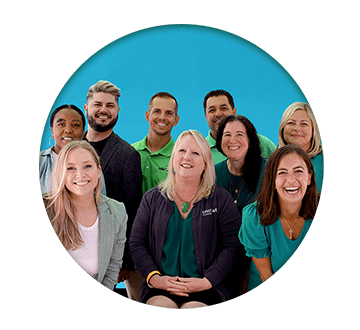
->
xmin=161 ymin=202 xmax=199 ymax=278
xmin=239 ymin=202 xmax=313 ymax=291
xmin=311 ymin=152 xmax=324 ymax=194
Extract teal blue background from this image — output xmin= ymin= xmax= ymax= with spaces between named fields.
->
xmin=39 ymin=24 xmax=309 ymax=291
xmin=40 ymin=24 xmax=307 ymax=151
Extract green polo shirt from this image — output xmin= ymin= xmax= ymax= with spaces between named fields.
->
xmin=132 ymin=136 xmax=175 ymax=194
xmin=205 ymin=131 xmax=276 ymax=165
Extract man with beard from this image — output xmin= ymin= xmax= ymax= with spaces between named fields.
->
xmin=132 ymin=92 xmax=179 ymax=194
xmin=203 ymin=89 xmax=276 ymax=164
xmin=84 ymin=80 xmax=142 ymax=300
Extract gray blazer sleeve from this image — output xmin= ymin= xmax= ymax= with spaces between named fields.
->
xmin=98 ymin=197 xmax=128 ymax=290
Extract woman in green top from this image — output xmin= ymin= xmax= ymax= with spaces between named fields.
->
xmin=239 ymin=145 xmax=319 ymax=290
xmin=215 ymin=115 xmax=266 ymax=215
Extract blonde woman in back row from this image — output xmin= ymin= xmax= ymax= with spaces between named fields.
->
xmin=278 ymin=102 xmax=323 ymax=193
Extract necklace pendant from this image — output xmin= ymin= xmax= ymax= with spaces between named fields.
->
xmin=181 ymin=202 xmax=190 ymax=213
xmin=234 ymin=200 xmax=237 ymax=204
xmin=289 ymin=228 xmax=293 ymax=240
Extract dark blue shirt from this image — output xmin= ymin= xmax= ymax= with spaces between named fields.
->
xmin=129 ymin=185 xmax=242 ymax=303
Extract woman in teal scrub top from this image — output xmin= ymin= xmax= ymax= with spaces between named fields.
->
xmin=278 ymin=102 xmax=323 ymax=193
xmin=239 ymin=145 xmax=319 ymax=291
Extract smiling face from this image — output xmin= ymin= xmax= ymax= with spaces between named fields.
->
xmin=51 ymin=108 xmax=84 ymax=154
xmin=85 ymin=92 xmax=119 ymax=133
xmin=65 ymin=148 xmax=101 ymax=199
xmin=221 ymin=120 xmax=249 ymax=162
xmin=283 ymin=109 xmax=313 ymax=152
xmin=145 ymin=96 xmax=179 ymax=137
xmin=172 ymin=134 xmax=205 ymax=182
xmin=205 ymin=95 xmax=237 ymax=138
xmin=275 ymin=153 xmax=312 ymax=207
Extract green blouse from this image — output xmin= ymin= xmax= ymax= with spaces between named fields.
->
xmin=161 ymin=202 xmax=199 ymax=278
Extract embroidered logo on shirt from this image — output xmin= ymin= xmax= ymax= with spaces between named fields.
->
xmin=158 ymin=167 xmax=168 ymax=172
xmin=202 ymin=208 xmax=217 ymax=216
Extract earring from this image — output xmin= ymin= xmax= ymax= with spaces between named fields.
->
xmin=49 ymin=136 xmax=54 ymax=148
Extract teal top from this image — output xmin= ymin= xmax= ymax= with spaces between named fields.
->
xmin=205 ymin=131 xmax=276 ymax=165
xmin=215 ymin=158 xmax=266 ymax=214
xmin=161 ymin=202 xmax=199 ymax=278
xmin=239 ymin=202 xmax=313 ymax=291
xmin=132 ymin=136 xmax=175 ymax=194
xmin=311 ymin=152 xmax=324 ymax=194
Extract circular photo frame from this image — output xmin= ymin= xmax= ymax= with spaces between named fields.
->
xmin=39 ymin=24 xmax=324 ymax=308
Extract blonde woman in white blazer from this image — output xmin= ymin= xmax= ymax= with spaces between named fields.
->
xmin=43 ymin=140 xmax=127 ymax=290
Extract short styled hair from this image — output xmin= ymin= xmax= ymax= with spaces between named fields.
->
xmin=50 ymin=104 xmax=86 ymax=129
xmin=148 ymin=92 xmax=178 ymax=116
xmin=86 ymin=80 xmax=121 ymax=105
xmin=203 ymin=89 xmax=235 ymax=113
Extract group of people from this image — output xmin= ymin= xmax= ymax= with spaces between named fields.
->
xmin=40 ymin=80 xmax=323 ymax=308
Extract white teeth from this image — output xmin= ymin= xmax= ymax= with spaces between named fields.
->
xmin=98 ymin=116 xmax=109 ymax=119
xmin=157 ymin=123 xmax=166 ymax=127
xmin=228 ymin=146 xmax=240 ymax=150
xmin=75 ymin=181 xmax=89 ymax=186
xmin=285 ymin=187 xmax=299 ymax=193
xmin=181 ymin=164 xmax=192 ymax=168
xmin=63 ymin=137 xmax=73 ymax=140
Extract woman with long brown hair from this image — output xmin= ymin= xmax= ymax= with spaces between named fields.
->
xmin=239 ymin=144 xmax=318 ymax=291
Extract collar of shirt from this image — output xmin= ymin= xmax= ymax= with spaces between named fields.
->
xmin=137 ymin=135 xmax=175 ymax=156
xmin=205 ymin=131 xmax=217 ymax=148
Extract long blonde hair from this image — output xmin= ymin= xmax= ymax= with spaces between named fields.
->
xmin=159 ymin=130 xmax=215 ymax=201
xmin=278 ymin=102 xmax=322 ymax=158
xmin=43 ymin=141 xmax=103 ymax=250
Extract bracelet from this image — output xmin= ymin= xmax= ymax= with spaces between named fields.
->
xmin=146 ymin=270 xmax=161 ymax=285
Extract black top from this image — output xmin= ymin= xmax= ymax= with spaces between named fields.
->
xmin=84 ymin=131 xmax=142 ymax=270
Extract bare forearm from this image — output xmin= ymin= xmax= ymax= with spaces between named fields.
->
xmin=252 ymin=257 xmax=274 ymax=282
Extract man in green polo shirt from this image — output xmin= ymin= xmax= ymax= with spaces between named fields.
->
xmin=132 ymin=92 xmax=180 ymax=194
xmin=203 ymin=89 xmax=276 ymax=164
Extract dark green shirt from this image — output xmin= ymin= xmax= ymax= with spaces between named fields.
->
xmin=215 ymin=159 xmax=266 ymax=215
xmin=161 ymin=202 xmax=199 ymax=278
